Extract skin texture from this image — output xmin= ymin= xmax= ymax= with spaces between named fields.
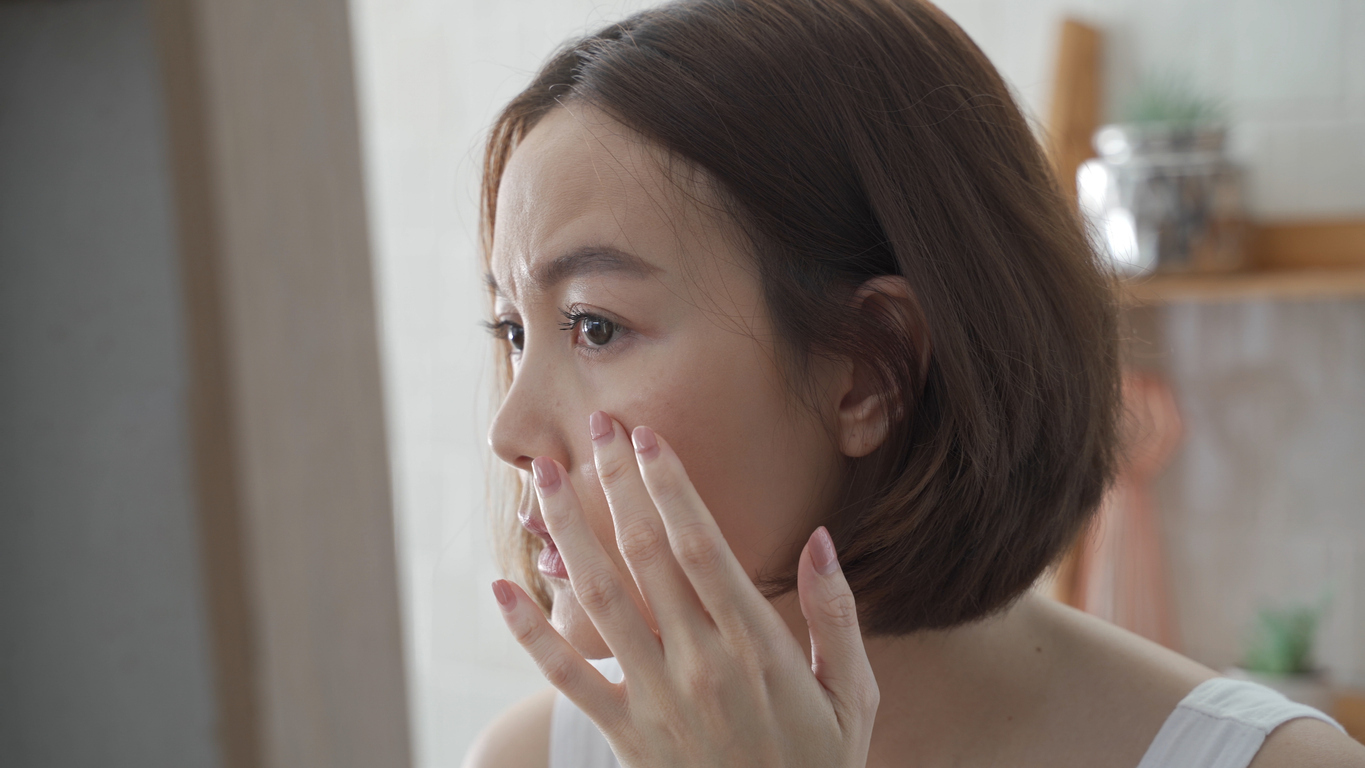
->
xmin=467 ymin=104 xmax=1365 ymax=768
xmin=485 ymin=105 xmax=855 ymax=658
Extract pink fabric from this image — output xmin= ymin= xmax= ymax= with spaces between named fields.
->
xmin=1073 ymin=371 xmax=1181 ymax=648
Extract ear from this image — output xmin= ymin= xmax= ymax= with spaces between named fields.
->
xmin=833 ymin=275 xmax=929 ymax=458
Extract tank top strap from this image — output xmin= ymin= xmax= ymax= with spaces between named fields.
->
xmin=1136 ymin=677 xmax=1345 ymax=768
xmin=552 ymin=666 xmax=1345 ymax=768
xmin=548 ymin=657 xmax=622 ymax=768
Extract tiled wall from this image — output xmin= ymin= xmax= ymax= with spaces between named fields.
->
xmin=1126 ymin=299 xmax=1365 ymax=686
xmin=937 ymin=0 xmax=1365 ymax=219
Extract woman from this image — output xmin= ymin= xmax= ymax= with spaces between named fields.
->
xmin=464 ymin=1 xmax=1364 ymax=766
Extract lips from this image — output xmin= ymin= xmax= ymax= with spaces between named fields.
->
xmin=520 ymin=498 xmax=569 ymax=580
xmin=537 ymin=544 xmax=567 ymax=580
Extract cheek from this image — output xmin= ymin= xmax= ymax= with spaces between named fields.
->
xmin=601 ymin=341 xmax=839 ymax=579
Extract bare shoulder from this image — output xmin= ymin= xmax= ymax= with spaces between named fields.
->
xmin=1021 ymin=595 xmax=1217 ymax=766
xmin=461 ymin=687 xmax=557 ymax=768
xmin=1028 ymin=594 xmax=1215 ymax=707
xmin=1027 ymin=596 xmax=1365 ymax=767
xmin=1248 ymin=718 xmax=1365 ymax=768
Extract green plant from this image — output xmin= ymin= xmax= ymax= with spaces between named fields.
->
xmin=1121 ymin=74 xmax=1226 ymax=126
xmin=1242 ymin=600 xmax=1326 ymax=675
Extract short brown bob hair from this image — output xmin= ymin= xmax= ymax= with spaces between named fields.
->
xmin=482 ymin=0 xmax=1120 ymax=635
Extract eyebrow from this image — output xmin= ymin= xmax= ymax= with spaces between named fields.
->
xmin=485 ymin=245 xmax=661 ymax=298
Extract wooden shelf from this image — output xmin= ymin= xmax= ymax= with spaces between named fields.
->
xmin=1121 ymin=268 xmax=1365 ymax=305
xmin=1109 ymin=218 xmax=1365 ymax=304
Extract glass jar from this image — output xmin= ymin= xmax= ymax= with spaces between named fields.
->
xmin=1077 ymin=122 xmax=1245 ymax=275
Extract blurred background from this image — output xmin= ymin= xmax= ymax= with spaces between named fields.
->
xmin=1 ymin=0 xmax=1362 ymax=766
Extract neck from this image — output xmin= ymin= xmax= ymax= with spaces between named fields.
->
xmin=771 ymin=590 xmax=1052 ymax=768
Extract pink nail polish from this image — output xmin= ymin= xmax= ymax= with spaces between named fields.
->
xmin=631 ymin=426 xmax=659 ymax=460
xmin=492 ymin=580 xmax=516 ymax=611
xmin=531 ymin=456 xmax=560 ymax=493
xmin=589 ymin=411 xmax=613 ymax=444
xmin=811 ymin=526 xmax=839 ymax=575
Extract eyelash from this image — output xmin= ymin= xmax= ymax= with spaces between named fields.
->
xmin=481 ymin=307 xmax=627 ymax=353
xmin=482 ymin=319 xmax=520 ymax=339
xmin=559 ymin=307 xmax=626 ymax=350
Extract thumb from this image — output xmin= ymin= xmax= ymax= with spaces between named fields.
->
xmin=797 ymin=526 xmax=879 ymax=722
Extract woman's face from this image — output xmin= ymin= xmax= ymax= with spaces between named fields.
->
xmin=487 ymin=105 xmax=845 ymax=657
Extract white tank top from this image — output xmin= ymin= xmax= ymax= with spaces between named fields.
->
xmin=549 ymin=658 xmax=1345 ymax=768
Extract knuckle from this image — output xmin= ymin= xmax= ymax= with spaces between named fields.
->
xmin=724 ymin=621 xmax=770 ymax=661
xmin=822 ymin=590 xmax=861 ymax=631
xmin=541 ymin=654 xmax=578 ymax=691
xmin=648 ymin=469 xmax=688 ymax=508
xmin=672 ymin=525 xmax=724 ymax=576
xmin=510 ymin=614 xmax=540 ymax=647
xmin=866 ymin=680 xmax=882 ymax=712
xmin=573 ymin=568 xmax=621 ymax=615
xmin=858 ymin=677 xmax=882 ymax=716
xmin=617 ymin=521 xmax=666 ymax=567
xmin=540 ymin=500 xmax=571 ymax=532
xmin=726 ymin=624 xmax=761 ymax=658
xmin=681 ymin=666 xmax=722 ymax=700
xmin=595 ymin=453 xmax=633 ymax=487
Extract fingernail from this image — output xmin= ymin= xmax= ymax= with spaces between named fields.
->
xmin=531 ymin=456 xmax=560 ymax=494
xmin=589 ymin=411 xmax=613 ymax=445
xmin=492 ymin=579 xmax=516 ymax=611
xmin=631 ymin=426 xmax=659 ymax=460
xmin=811 ymin=526 xmax=839 ymax=576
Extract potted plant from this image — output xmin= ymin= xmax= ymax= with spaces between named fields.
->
xmin=1225 ymin=599 xmax=1333 ymax=713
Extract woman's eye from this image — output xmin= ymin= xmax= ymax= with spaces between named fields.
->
xmin=485 ymin=320 xmax=524 ymax=352
xmin=506 ymin=323 xmax=525 ymax=352
xmin=580 ymin=315 xmax=617 ymax=346
xmin=559 ymin=310 xmax=623 ymax=348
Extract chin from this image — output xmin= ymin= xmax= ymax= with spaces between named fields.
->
xmin=550 ymin=582 xmax=613 ymax=660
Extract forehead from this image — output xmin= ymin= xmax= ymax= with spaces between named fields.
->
xmin=490 ymin=104 xmax=734 ymax=297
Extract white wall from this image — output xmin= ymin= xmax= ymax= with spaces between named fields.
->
xmin=0 ymin=1 xmax=220 ymax=765
xmin=347 ymin=1 xmax=1365 ymax=765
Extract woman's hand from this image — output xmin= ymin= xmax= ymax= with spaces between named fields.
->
xmin=491 ymin=412 xmax=879 ymax=767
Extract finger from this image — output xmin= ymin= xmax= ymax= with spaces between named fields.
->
xmin=590 ymin=411 xmax=706 ymax=641
xmin=797 ymin=527 xmax=879 ymax=724
xmin=533 ymin=456 xmax=663 ymax=672
xmin=493 ymin=579 xmax=625 ymax=727
xmin=630 ymin=426 xmax=774 ymax=636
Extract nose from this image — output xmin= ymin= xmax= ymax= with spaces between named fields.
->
xmin=487 ymin=356 xmax=571 ymax=474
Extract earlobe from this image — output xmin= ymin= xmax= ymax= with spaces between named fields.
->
xmin=833 ymin=275 xmax=929 ymax=459
xmin=837 ymin=378 xmax=890 ymax=458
